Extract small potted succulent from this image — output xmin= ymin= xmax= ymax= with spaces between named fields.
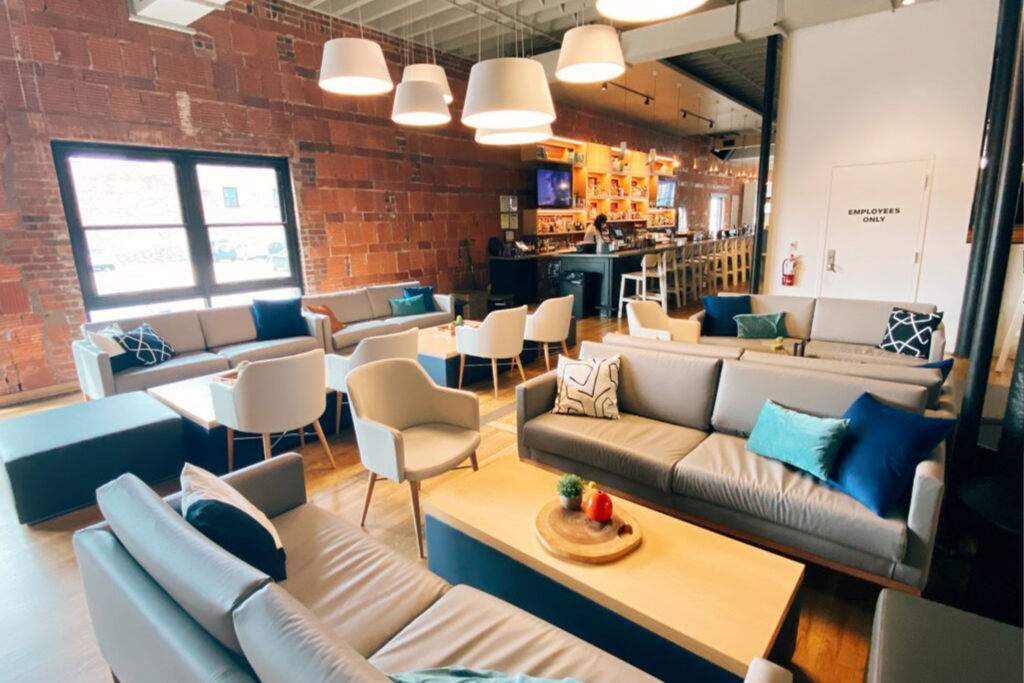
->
xmin=556 ymin=473 xmax=584 ymax=511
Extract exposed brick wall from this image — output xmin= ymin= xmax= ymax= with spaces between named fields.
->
xmin=0 ymin=0 xmax=745 ymax=396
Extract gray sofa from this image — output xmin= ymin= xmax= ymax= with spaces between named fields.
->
xmin=302 ymin=281 xmax=454 ymax=355
xmin=74 ymin=454 xmax=791 ymax=683
xmin=691 ymin=295 xmax=947 ymax=364
xmin=517 ymin=341 xmax=946 ymax=591
xmin=73 ymin=305 xmax=325 ymax=399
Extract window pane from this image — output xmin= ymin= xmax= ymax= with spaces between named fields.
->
xmin=89 ymin=298 xmax=206 ymax=323
xmin=197 ymin=164 xmax=283 ymax=224
xmin=86 ymin=228 xmax=195 ymax=295
xmin=211 ymin=287 xmax=301 ymax=308
xmin=209 ymin=225 xmax=292 ymax=284
xmin=69 ymin=156 xmax=183 ymax=226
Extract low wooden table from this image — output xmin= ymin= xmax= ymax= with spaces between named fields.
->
xmin=416 ymin=325 xmax=534 ymax=388
xmin=424 ymin=458 xmax=804 ymax=683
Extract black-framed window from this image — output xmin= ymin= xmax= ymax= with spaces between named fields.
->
xmin=52 ymin=142 xmax=303 ymax=320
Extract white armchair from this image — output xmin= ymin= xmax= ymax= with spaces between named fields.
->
xmin=524 ymin=295 xmax=574 ymax=372
xmin=346 ymin=358 xmax=481 ymax=557
xmin=324 ymin=328 xmax=419 ymax=432
xmin=455 ymin=305 xmax=528 ymax=398
xmin=209 ymin=349 xmax=335 ymax=471
xmin=626 ymin=301 xmax=701 ymax=343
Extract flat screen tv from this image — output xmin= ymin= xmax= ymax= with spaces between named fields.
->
xmin=537 ymin=168 xmax=572 ymax=208
xmin=656 ymin=179 xmax=677 ymax=207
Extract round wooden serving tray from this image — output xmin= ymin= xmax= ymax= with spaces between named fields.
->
xmin=534 ymin=500 xmax=642 ymax=564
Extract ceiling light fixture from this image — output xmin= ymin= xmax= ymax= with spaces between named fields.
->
xmin=475 ymin=124 xmax=553 ymax=146
xmin=463 ymin=58 xmax=556 ymax=129
xmin=319 ymin=38 xmax=393 ymax=96
xmin=555 ymin=24 xmax=626 ymax=84
xmin=392 ymin=80 xmax=451 ymax=126
xmin=401 ymin=64 xmax=454 ymax=105
xmin=596 ymin=0 xmax=709 ymax=23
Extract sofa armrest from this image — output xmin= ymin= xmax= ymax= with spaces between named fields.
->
xmin=434 ymin=293 xmax=454 ymax=315
xmin=929 ymin=322 xmax=946 ymax=362
xmin=302 ymin=310 xmax=329 ymax=352
xmin=668 ymin=318 xmax=702 ymax=343
xmin=743 ymin=658 xmax=793 ymax=683
xmin=690 ymin=310 xmax=706 ymax=323
xmin=633 ymin=326 xmax=670 ymax=341
xmin=73 ymin=340 xmax=116 ymax=399
xmin=902 ymin=444 xmax=946 ymax=588
xmin=516 ymin=370 xmax=557 ymax=459
xmin=221 ymin=453 xmax=308 ymax=519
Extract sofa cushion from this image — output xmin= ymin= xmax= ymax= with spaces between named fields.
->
xmin=369 ymin=585 xmax=660 ymax=683
xmin=746 ymin=400 xmax=850 ymax=481
xmin=699 ymin=336 xmax=805 ymax=354
xmin=304 ymin=289 xmax=375 ymax=324
xmin=96 ymin=474 xmax=269 ymax=655
xmin=198 ymin=306 xmax=257 ymax=349
xmin=523 ymin=412 xmax=708 ymax=492
xmin=804 ymin=340 xmax=926 ymax=367
xmin=750 ymin=295 xmax=817 ymax=340
xmin=114 ymin=351 xmax=229 ymax=393
xmin=83 ymin=310 xmax=207 ymax=354
xmin=735 ymin=312 xmax=787 ymax=339
xmin=403 ymin=286 xmax=436 ymax=312
xmin=214 ymin=336 xmax=320 ymax=367
xmin=579 ymin=341 xmax=721 ymax=431
xmin=366 ymin=282 xmax=419 ymax=319
xmin=671 ymin=433 xmax=908 ymax=561
xmin=234 ymin=584 xmax=392 ymax=683
xmin=552 ymin=354 xmax=621 ymax=420
xmin=711 ymin=361 xmax=927 ymax=438
xmin=601 ymin=333 xmax=743 ymax=360
xmin=272 ymin=503 xmax=448 ymax=657
xmin=331 ymin=320 xmax=404 ymax=353
xmin=701 ymin=295 xmax=751 ymax=336
xmin=809 ymin=297 xmax=937 ymax=347
xmin=879 ymin=308 xmax=944 ymax=359
xmin=384 ymin=311 xmax=453 ymax=331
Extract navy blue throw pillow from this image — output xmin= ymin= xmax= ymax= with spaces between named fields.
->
xmin=917 ymin=358 xmax=954 ymax=384
xmin=701 ymin=295 xmax=752 ymax=337
xmin=403 ymin=286 xmax=436 ymax=312
xmin=118 ymin=323 xmax=176 ymax=367
xmin=829 ymin=393 xmax=956 ymax=516
xmin=251 ymin=298 xmax=307 ymax=341
xmin=185 ymin=499 xmax=287 ymax=581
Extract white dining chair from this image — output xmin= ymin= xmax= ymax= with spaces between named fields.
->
xmin=210 ymin=349 xmax=335 ymax=472
xmin=626 ymin=301 xmax=701 ymax=343
xmin=325 ymin=328 xmax=419 ymax=433
xmin=455 ymin=305 xmax=528 ymax=399
xmin=346 ymin=358 xmax=481 ymax=557
xmin=524 ymin=295 xmax=574 ymax=372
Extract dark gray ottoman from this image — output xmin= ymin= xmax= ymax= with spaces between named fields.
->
xmin=0 ymin=392 xmax=183 ymax=524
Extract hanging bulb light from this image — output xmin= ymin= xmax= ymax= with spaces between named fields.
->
xmin=392 ymin=80 xmax=450 ymax=126
xmin=596 ymin=0 xmax=709 ymax=23
xmin=463 ymin=58 xmax=556 ymax=129
xmin=401 ymin=64 xmax=454 ymax=104
xmin=555 ymin=24 xmax=625 ymax=84
xmin=475 ymin=124 xmax=553 ymax=146
xmin=319 ymin=38 xmax=393 ymax=95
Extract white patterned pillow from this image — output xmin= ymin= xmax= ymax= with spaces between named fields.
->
xmin=552 ymin=354 xmax=621 ymax=419
xmin=879 ymin=308 xmax=943 ymax=358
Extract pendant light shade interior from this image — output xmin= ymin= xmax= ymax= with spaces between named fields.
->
xmin=402 ymin=63 xmax=454 ymax=104
xmin=462 ymin=58 xmax=556 ymax=129
xmin=391 ymin=80 xmax=451 ymax=126
xmin=475 ymin=124 xmax=553 ymax=146
xmin=319 ymin=38 xmax=393 ymax=95
xmin=595 ymin=0 xmax=709 ymax=23
xmin=555 ymin=25 xmax=625 ymax=84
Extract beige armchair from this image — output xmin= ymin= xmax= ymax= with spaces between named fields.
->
xmin=210 ymin=349 xmax=335 ymax=471
xmin=626 ymin=301 xmax=701 ymax=343
xmin=524 ymin=295 xmax=574 ymax=371
xmin=346 ymin=358 xmax=481 ymax=557
xmin=455 ymin=305 xmax=528 ymax=398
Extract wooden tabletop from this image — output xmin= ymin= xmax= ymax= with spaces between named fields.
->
xmin=423 ymin=458 xmax=804 ymax=678
xmin=417 ymin=323 xmax=479 ymax=360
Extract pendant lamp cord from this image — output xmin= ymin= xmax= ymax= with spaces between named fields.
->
xmin=358 ymin=4 xmax=364 ymax=39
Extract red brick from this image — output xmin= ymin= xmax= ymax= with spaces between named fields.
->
xmin=88 ymin=36 xmax=122 ymax=73
xmin=52 ymin=30 xmax=89 ymax=67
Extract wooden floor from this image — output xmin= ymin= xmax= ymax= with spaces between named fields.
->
xmin=0 ymin=301 xmax=885 ymax=683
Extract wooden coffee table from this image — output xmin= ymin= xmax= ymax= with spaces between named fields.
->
xmin=424 ymin=458 xmax=804 ymax=683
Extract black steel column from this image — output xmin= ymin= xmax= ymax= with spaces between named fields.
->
xmin=956 ymin=0 xmax=1022 ymax=357
xmin=952 ymin=26 xmax=1022 ymax=476
xmin=749 ymin=34 xmax=779 ymax=295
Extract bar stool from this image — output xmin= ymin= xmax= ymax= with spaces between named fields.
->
xmin=662 ymin=248 xmax=683 ymax=308
xmin=618 ymin=253 xmax=668 ymax=317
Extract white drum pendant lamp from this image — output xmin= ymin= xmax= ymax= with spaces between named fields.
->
xmin=475 ymin=124 xmax=553 ymax=146
xmin=319 ymin=38 xmax=393 ymax=95
xmin=555 ymin=25 xmax=625 ymax=84
xmin=462 ymin=58 xmax=556 ymax=129
xmin=596 ymin=0 xmax=709 ymax=23
xmin=391 ymin=80 xmax=451 ymax=126
xmin=402 ymin=64 xmax=454 ymax=104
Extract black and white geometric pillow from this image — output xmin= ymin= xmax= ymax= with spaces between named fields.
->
xmin=879 ymin=308 xmax=943 ymax=358
xmin=552 ymin=354 xmax=621 ymax=420
xmin=119 ymin=323 xmax=176 ymax=366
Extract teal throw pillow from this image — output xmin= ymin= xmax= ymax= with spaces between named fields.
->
xmin=746 ymin=400 xmax=849 ymax=480
xmin=734 ymin=312 xmax=788 ymax=339
xmin=390 ymin=294 xmax=427 ymax=317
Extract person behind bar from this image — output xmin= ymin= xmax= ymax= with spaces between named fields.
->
xmin=582 ymin=213 xmax=607 ymax=245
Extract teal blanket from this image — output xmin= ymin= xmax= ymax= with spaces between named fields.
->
xmin=389 ymin=668 xmax=584 ymax=683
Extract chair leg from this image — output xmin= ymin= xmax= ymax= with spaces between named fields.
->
xmin=469 ymin=451 xmax=479 ymax=471
xmin=515 ymin=355 xmax=526 ymax=382
xmin=360 ymin=471 xmax=376 ymax=527
xmin=491 ymin=358 xmax=499 ymax=399
xmin=561 ymin=340 xmax=569 ymax=357
xmin=617 ymin=276 xmax=627 ymax=318
xmin=261 ymin=433 xmax=272 ymax=460
xmin=458 ymin=354 xmax=465 ymax=390
xmin=335 ymin=391 xmax=343 ymax=433
xmin=299 ymin=424 xmax=306 ymax=447
xmin=543 ymin=342 xmax=550 ymax=372
xmin=409 ymin=481 xmax=425 ymax=559
xmin=313 ymin=421 xmax=336 ymax=469
xmin=226 ymin=428 xmax=234 ymax=473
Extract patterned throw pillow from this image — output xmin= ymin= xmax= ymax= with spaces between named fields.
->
xmin=734 ymin=312 xmax=788 ymax=339
xmin=119 ymin=323 xmax=176 ymax=367
xmin=552 ymin=355 xmax=621 ymax=420
xmin=879 ymin=308 xmax=943 ymax=358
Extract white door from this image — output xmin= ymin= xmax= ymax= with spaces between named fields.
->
xmin=819 ymin=160 xmax=930 ymax=301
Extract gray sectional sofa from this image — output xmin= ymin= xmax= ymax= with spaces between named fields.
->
xmin=73 ymin=305 xmax=325 ymax=399
xmin=74 ymin=454 xmax=790 ymax=683
xmin=691 ymin=295 xmax=947 ymax=364
xmin=517 ymin=341 xmax=946 ymax=591
xmin=302 ymin=281 xmax=454 ymax=355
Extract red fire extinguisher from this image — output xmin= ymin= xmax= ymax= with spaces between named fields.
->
xmin=781 ymin=254 xmax=797 ymax=287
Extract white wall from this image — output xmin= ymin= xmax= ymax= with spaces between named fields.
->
xmin=765 ymin=0 xmax=999 ymax=348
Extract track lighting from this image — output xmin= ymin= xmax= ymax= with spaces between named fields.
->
xmin=643 ymin=96 xmax=651 ymax=106
xmin=602 ymin=82 xmax=608 ymax=92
